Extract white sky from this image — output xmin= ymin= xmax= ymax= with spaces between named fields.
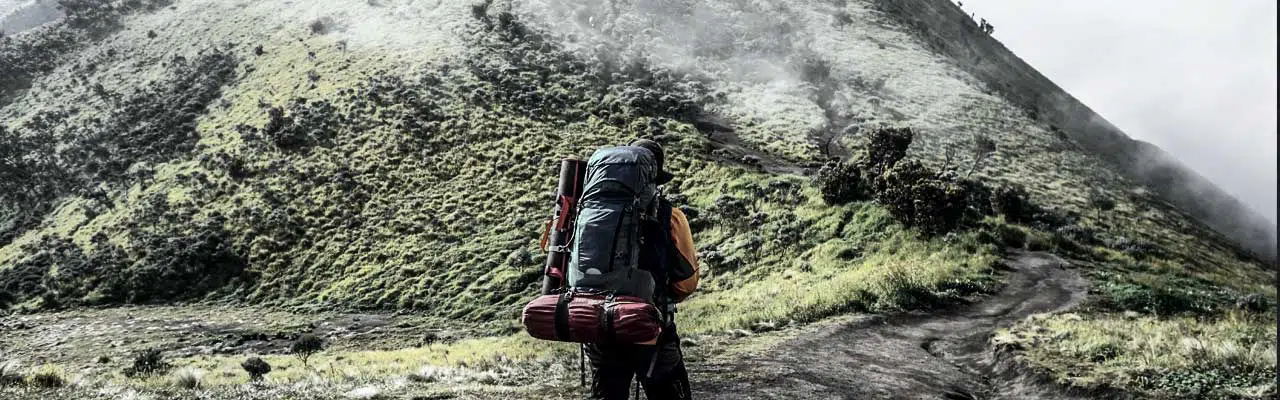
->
xmin=959 ymin=0 xmax=1278 ymax=224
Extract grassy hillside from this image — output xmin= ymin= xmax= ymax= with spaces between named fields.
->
xmin=0 ymin=0 xmax=1274 ymax=398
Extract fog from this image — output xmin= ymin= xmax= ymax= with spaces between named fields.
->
xmin=0 ymin=0 xmax=62 ymax=35
xmin=959 ymin=0 xmax=1278 ymax=225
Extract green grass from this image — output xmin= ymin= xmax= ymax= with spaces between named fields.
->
xmin=681 ymin=226 xmax=999 ymax=333
xmin=995 ymin=312 xmax=1277 ymax=399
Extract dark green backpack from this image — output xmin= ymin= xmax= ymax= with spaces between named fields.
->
xmin=567 ymin=146 xmax=661 ymax=302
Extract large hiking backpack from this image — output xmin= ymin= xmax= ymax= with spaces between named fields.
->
xmin=567 ymin=146 xmax=662 ymax=301
xmin=521 ymin=146 xmax=666 ymax=345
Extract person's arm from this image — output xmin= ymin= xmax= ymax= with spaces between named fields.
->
xmin=668 ymin=207 xmax=699 ymax=302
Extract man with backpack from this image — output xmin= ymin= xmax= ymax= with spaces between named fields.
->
xmin=522 ymin=138 xmax=699 ymax=399
xmin=581 ymin=138 xmax=699 ymax=400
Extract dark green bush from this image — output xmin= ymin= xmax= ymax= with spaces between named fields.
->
xmin=240 ymin=357 xmax=271 ymax=381
xmin=857 ymin=126 xmax=914 ymax=176
xmin=710 ymin=196 xmax=750 ymax=228
xmin=980 ymin=223 xmax=1027 ymax=249
xmin=1087 ymin=190 xmax=1117 ymax=218
xmin=874 ymin=161 xmax=985 ymax=237
xmin=1134 ymin=367 xmax=1274 ymax=400
xmin=991 ymin=183 xmax=1035 ymax=222
xmin=816 ymin=161 xmax=869 ymax=205
xmin=1233 ymin=293 xmax=1272 ymax=314
xmin=124 ymin=348 xmax=170 ymax=377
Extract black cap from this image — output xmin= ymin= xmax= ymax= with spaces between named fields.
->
xmin=630 ymin=138 xmax=675 ymax=184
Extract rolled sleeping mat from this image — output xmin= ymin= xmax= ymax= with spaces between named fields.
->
xmin=540 ymin=158 xmax=588 ymax=295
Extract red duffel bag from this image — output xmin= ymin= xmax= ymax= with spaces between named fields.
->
xmin=521 ymin=290 xmax=662 ymax=345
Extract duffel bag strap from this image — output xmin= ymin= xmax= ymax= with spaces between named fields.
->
xmin=555 ymin=291 xmax=574 ymax=341
xmin=603 ymin=304 xmax=617 ymax=343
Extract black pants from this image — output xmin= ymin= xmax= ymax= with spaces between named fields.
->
xmin=585 ymin=325 xmax=691 ymax=400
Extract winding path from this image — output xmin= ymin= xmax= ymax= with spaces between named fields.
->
xmin=692 ymin=252 xmax=1089 ymax=400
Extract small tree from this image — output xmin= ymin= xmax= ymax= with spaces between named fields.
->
xmin=1087 ymin=191 xmax=1117 ymax=219
xmin=965 ymin=134 xmax=997 ymax=178
xmin=291 ymin=334 xmax=324 ymax=367
xmin=859 ymin=126 xmax=915 ymax=175
xmin=941 ymin=143 xmax=957 ymax=172
xmin=241 ymin=357 xmax=271 ymax=382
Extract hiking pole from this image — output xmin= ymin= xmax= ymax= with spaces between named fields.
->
xmin=579 ymin=343 xmax=586 ymax=387
xmin=541 ymin=158 xmax=588 ymax=295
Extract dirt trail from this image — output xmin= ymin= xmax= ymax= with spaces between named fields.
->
xmin=691 ymin=252 xmax=1088 ymax=400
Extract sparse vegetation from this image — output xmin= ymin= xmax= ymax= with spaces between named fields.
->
xmin=996 ymin=312 xmax=1277 ymax=399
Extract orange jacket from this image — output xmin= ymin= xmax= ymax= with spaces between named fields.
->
xmin=667 ymin=207 xmax=699 ymax=302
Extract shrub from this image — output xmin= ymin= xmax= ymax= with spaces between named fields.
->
xmin=874 ymin=161 xmax=984 ymax=237
xmin=28 ymin=365 xmax=64 ymax=388
xmin=991 ymin=184 xmax=1035 ymax=222
xmin=854 ymin=126 xmax=914 ymax=179
xmin=981 ymin=223 xmax=1027 ymax=249
xmin=709 ymin=196 xmax=750 ymax=229
xmin=240 ymin=357 xmax=271 ymax=381
xmin=291 ymin=334 xmax=325 ymax=366
xmin=816 ymin=161 xmax=869 ymax=205
xmin=170 ymin=367 xmax=204 ymax=389
xmin=124 ymin=348 xmax=170 ymax=377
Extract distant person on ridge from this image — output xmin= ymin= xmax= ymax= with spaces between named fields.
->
xmin=585 ymin=138 xmax=700 ymax=400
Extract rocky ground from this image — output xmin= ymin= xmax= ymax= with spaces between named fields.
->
xmin=694 ymin=252 xmax=1096 ymax=400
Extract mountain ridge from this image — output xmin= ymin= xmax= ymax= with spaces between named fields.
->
xmin=871 ymin=0 xmax=1277 ymax=263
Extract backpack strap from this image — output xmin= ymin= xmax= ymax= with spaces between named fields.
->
xmin=554 ymin=291 xmax=573 ymax=341
xmin=645 ymin=200 xmax=677 ymax=304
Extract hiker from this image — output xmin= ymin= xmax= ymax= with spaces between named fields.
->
xmin=522 ymin=138 xmax=700 ymax=399
xmin=584 ymin=138 xmax=699 ymax=400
